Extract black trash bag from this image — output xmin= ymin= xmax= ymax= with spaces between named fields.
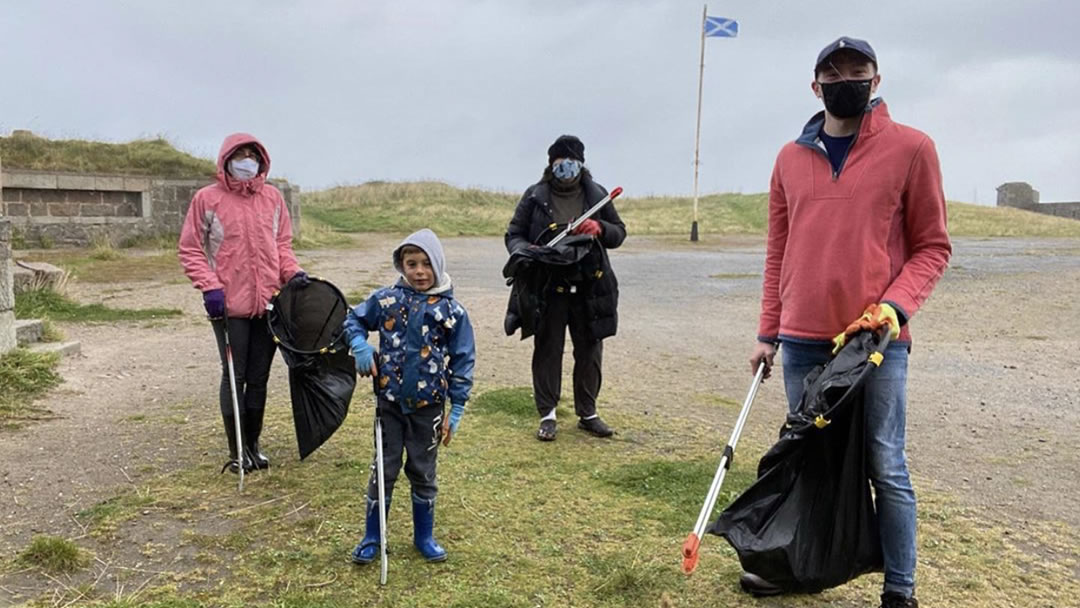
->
xmin=502 ymin=234 xmax=595 ymax=339
xmin=267 ymin=277 xmax=355 ymax=460
xmin=710 ymin=330 xmax=890 ymax=594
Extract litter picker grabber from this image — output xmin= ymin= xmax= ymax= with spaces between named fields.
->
xmin=372 ymin=369 xmax=388 ymax=585
xmin=221 ymin=308 xmax=245 ymax=492
xmin=681 ymin=360 xmax=767 ymax=574
xmin=545 ymin=186 xmax=624 ymax=247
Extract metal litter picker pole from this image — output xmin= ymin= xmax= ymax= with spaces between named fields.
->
xmin=545 ymin=186 xmax=623 ymax=248
xmin=681 ymin=360 xmax=767 ymax=574
xmin=221 ymin=311 xmax=245 ymax=492
xmin=373 ymin=374 xmax=388 ymax=585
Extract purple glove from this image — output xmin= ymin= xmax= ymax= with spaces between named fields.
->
xmin=288 ymin=271 xmax=311 ymax=288
xmin=203 ymin=289 xmax=225 ymax=319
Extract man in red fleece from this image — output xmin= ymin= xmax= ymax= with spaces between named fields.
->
xmin=746 ymin=37 xmax=951 ymax=608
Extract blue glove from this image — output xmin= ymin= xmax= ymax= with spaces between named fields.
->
xmin=288 ymin=271 xmax=311 ymax=288
xmin=449 ymin=402 xmax=465 ymax=434
xmin=203 ymin=289 xmax=225 ymax=319
xmin=350 ymin=336 xmax=375 ymax=375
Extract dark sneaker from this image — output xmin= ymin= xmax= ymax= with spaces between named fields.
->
xmin=577 ymin=416 xmax=614 ymax=438
xmin=880 ymin=592 xmax=919 ymax=608
xmin=739 ymin=572 xmax=783 ymax=597
xmin=537 ymin=419 xmax=557 ymax=441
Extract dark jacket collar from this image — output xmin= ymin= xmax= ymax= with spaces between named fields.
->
xmin=796 ymin=98 xmax=890 ymax=148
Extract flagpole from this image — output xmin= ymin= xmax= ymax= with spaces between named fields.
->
xmin=691 ymin=3 xmax=707 ymax=242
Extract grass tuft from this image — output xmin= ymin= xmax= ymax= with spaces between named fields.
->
xmin=0 ymin=133 xmax=215 ymax=177
xmin=469 ymin=386 xmax=537 ymax=419
xmin=0 ymin=348 xmax=61 ymax=428
xmin=16 ymin=535 xmax=90 ymax=573
xmin=15 ymin=288 xmax=182 ymax=322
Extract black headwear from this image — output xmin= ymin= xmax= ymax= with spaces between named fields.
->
xmin=547 ymin=135 xmax=585 ymax=164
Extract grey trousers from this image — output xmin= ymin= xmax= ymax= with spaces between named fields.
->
xmin=531 ymin=290 xmax=603 ymax=419
xmin=367 ymin=399 xmax=443 ymax=501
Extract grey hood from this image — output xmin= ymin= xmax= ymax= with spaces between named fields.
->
xmin=393 ymin=228 xmax=452 ymax=294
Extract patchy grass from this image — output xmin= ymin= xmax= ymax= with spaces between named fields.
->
xmin=15 ymin=288 xmax=182 ymax=322
xmin=40 ymin=318 xmax=65 ymax=342
xmin=0 ymin=133 xmax=215 ymax=177
xmin=469 ymin=386 xmax=536 ymax=420
xmin=293 ymin=218 xmax=356 ymax=250
xmin=302 ymin=181 xmax=1080 ymax=238
xmin=17 ymin=249 xmax=183 ymax=283
xmin=0 ymin=348 xmax=61 ymax=428
xmin=947 ymin=201 xmax=1080 ymax=237
xmin=5 ymin=383 xmax=1076 ymax=607
xmin=16 ymin=535 xmax=90 ymax=573
xmin=303 ymin=181 xmax=518 ymax=236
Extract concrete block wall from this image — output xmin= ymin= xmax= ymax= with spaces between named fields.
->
xmin=0 ymin=169 xmax=300 ymax=247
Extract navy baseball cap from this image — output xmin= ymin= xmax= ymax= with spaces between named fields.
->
xmin=815 ymin=36 xmax=877 ymax=72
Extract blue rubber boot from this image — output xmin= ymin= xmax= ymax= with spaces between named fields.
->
xmin=411 ymin=494 xmax=447 ymax=562
xmin=350 ymin=495 xmax=390 ymax=564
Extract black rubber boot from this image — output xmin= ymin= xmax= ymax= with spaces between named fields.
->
xmin=245 ymin=408 xmax=270 ymax=470
xmin=222 ymin=414 xmax=253 ymax=475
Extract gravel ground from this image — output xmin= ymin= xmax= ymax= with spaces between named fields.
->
xmin=2 ymin=234 xmax=1077 ymax=568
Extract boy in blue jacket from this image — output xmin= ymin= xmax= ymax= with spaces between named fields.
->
xmin=344 ymin=229 xmax=476 ymax=563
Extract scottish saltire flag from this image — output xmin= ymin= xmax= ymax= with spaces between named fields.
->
xmin=705 ymin=16 xmax=738 ymax=38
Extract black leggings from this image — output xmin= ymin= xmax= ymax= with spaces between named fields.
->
xmin=211 ymin=317 xmax=277 ymax=417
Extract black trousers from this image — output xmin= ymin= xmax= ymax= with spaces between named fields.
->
xmin=531 ymin=290 xmax=603 ymax=419
xmin=211 ymin=316 xmax=277 ymax=417
xmin=367 ymin=399 xmax=443 ymax=501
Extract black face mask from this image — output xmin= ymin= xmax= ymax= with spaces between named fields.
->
xmin=819 ymin=79 xmax=873 ymax=118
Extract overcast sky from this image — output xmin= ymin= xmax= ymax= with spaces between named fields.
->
xmin=2 ymin=1 xmax=1078 ymax=204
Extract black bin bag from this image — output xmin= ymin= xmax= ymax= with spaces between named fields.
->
xmin=267 ymin=277 xmax=355 ymax=460
xmin=710 ymin=330 xmax=891 ymax=593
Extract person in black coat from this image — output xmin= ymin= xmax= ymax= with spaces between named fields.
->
xmin=504 ymin=135 xmax=626 ymax=441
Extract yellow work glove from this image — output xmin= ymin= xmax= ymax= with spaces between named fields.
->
xmin=832 ymin=303 xmax=900 ymax=354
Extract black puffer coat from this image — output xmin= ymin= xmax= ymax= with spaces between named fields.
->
xmin=504 ymin=173 xmax=626 ymax=341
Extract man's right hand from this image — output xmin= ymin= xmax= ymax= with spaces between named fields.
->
xmin=749 ymin=341 xmax=777 ymax=379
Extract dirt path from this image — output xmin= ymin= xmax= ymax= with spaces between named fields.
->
xmin=2 ymin=235 xmax=1078 ymax=588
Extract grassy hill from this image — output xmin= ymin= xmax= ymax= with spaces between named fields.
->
xmin=0 ymin=132 xmax=216 ymax=177
xmin=302 ymin=180 xmax=1080 ymax=238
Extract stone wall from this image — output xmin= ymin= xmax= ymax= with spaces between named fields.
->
xmin=996 ymin=182 xmax=1080 ymax=220
xmin=0 ymin=220 xmax=15 ymax=355
xmin=0 ymin=169 xmax=300 ymax=248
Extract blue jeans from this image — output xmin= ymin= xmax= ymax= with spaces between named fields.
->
xmin=780 ymin=340 xmax=916 ymax=598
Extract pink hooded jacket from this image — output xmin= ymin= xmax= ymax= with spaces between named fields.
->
xmin=178 ymin=133 xmax=302 ymax=318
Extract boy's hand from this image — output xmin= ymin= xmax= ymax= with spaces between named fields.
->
xmin=442 ymin=403 xmax=465 ymax=446
xmin=441 ymin=416 xmax=453 ymax=446
xmin=351 ymin=339 xmax=376 ymax=377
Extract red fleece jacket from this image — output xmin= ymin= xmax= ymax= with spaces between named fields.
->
xmin=758 ymin=101 xmax=952 ymax=344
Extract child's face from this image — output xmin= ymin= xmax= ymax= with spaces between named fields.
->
xmin=401 ymin=250 xmax=434 ymax=291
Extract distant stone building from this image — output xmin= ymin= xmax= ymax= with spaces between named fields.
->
xmin=996 ymin=182 xmax=1080 ymax=220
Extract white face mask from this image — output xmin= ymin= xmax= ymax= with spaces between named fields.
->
xmin=228 ymin=157 xmax=259 ymax=181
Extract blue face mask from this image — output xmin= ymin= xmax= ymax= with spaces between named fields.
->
xmin=552 ymin=158 xmax=583 ymax=181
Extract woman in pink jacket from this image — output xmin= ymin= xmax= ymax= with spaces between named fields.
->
xmin=179 ymin=133 xmax=308 ymax=475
